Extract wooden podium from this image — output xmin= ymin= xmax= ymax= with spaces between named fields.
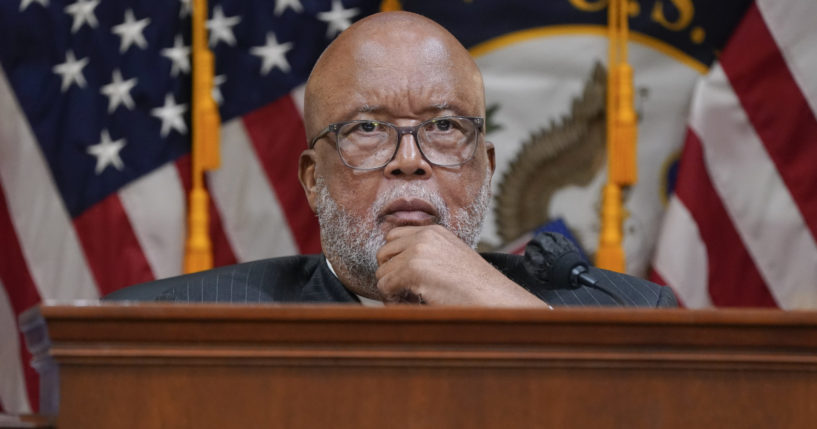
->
xmin=23 ymin=304 xmax=817 ymax=428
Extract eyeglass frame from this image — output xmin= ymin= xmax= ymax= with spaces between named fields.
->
xmin=308 ymin=115 xmax=485 ymax=171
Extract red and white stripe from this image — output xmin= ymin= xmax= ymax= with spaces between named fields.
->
xmin=0 ymin=64 xmax=319 ymax=411
xmin=652 ymin=0 xmax=817 ymax=309
xmin=0 ymin=280 xmax=33 ymax=413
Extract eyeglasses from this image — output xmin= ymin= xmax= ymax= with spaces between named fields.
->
xmin=308 ymin=116 xmax=484 ymax=170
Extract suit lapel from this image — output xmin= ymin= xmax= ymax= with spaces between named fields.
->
xmin=298 ymin=255 xmax=359 ymax=303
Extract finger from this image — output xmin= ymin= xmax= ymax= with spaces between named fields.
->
xmin=375 ymin=258 xmax=409 ymax=302
xmin=376 ymin=236 xmax=412 ymax=265
xmin=377 ymin=225 xmax=440 ymax=264
xmin=376 ymin=271 xmax=403 ymax=303
xmin=376 ymin=264 xmax=426 ymax=305
xmin=376 ymin=227 xmax=421 ymax=265
xmin=375 ymin=244 xmax=413 ymax=282
xmin=384 ymin=225 xmax=426 ymax=242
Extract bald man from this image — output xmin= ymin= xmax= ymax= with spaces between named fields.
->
xmin=107 ymin=12 xmax=677 ymax=307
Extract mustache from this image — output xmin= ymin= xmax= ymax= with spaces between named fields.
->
xmin=370 ymin=182 xmax=450 ymax=225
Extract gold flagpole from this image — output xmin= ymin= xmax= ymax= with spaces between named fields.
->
xmin=379 ymin=0 xmax=402 ymax=11
xmin=184 ymin=0 xmax=221 ymax=274
xmin=596 ymin=0 xmax=637 ymax=273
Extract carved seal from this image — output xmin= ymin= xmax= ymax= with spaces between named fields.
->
xmin=494 ymin=62 xmax=608 ymax=244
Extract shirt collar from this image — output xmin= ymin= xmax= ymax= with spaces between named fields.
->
xmin=325 ymin=257 xmax=384 ymax=307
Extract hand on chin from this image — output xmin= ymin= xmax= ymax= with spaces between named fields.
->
xmin=373 ymin=225 xmax=547 ymax=307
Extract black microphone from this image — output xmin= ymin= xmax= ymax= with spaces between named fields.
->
xmin=523 ymin=232 xmax=625 ymax=305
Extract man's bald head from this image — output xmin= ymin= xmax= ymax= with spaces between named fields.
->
xmin=303 ymin=11 xmax=484 ymax=139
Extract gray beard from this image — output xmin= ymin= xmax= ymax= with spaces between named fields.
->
xmin=314 ymin=175 xmax=491 ymax=297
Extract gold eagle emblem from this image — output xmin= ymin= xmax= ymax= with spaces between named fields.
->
xmin=494 ymin=62 xmax=608 ymax=245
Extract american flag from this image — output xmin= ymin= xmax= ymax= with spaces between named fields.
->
xmin=0 ymin=0 xmax=380 ymax=413
xmin=650 ymin=0 xmax=817 ymax=309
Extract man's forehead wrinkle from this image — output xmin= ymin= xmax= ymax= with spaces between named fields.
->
xmin=304 ymin=11 xmax=485 ymax=136
xmin=341 ymin=100 xmax=467 ymax=122
xmin=346 ymin=85 xmax=468 ymax=117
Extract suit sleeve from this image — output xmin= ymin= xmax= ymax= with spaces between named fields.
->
xmin=656 ymin=285 xmax=679 ymax=308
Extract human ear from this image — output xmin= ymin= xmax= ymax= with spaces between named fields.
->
xmin=485 ymin=140 xmax=496 ymax=174
xmin=298 ymin=149 xmax=319 ymax=212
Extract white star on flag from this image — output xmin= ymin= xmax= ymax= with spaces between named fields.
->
xmin=317 ymin=0 xmax=359 ymax=38
xmin=250 ymin=33 xmax=293 ymax=75
xmin=64 ymin=0 xmax=99 ymax=34
xmin=206 ymin=5 xmax=241 ymax=47
xmin=151 ymin=93 xmax=188 ymax=137
xmin=100 ymin=69 xmax=137 ymax=113
xmin=178 ymin=0 xmax=192 ymax=18
xmin=19 ymin=0 xmax=49 ymax=12
xmin=212 ymin=74 xmax=226 ymax=105
xmin=112 ymin=9 xmax=151 ymax=53
xmin=274 ymin=0 xmax=303 ymax=16
xmin=52 ymin=50 xmax=89 ymax=92
xmin=161 ymin=35 xmax=191 ymax=77
xmin=86 ymin=129 xmax=126 ymax=174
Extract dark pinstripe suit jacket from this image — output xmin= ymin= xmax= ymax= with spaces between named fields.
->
xmin=105 ymin=254 xmax=677 ymax=307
